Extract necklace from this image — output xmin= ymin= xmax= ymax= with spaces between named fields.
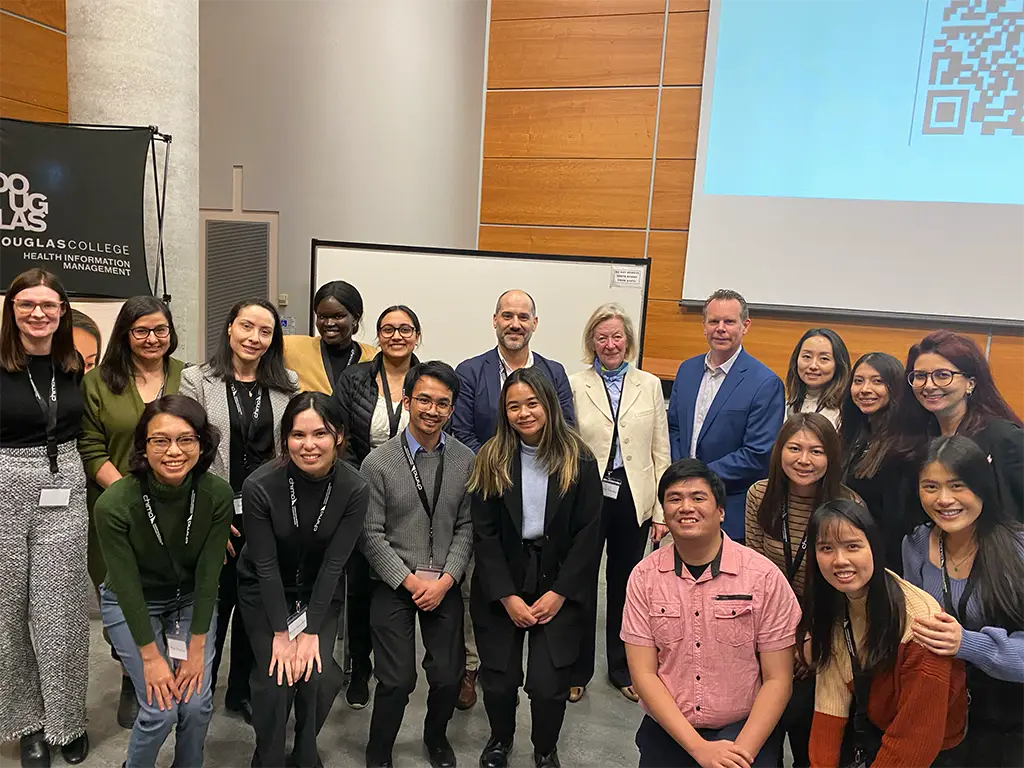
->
xmin=949 ymin=546 xmax=977 ymax=573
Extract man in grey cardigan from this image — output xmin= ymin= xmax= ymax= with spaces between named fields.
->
xmin=360 ymin=361 xmax=475 ymax=768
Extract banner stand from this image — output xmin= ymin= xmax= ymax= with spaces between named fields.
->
xmin=148 ymin=128 xmax=172 ymax=304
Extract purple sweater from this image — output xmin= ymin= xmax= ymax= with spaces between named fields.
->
xmin=902 ymin=524 xmax=1024 ymax=683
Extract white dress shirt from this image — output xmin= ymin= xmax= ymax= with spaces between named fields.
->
xmin=497 ymin=348 xmax=535 ymax=387
xmin=690 ymin=345 xmax=743 ymax=457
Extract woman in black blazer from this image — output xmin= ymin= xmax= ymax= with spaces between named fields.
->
xmin=467 ymin=367 xmax=602 ymax=768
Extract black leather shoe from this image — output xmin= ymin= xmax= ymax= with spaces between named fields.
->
xmin=60 ymin=732 xmax=89 ymax=765
xmin=479 ymin=737 xmax=513 ymax=768
xmin=225 ymin=696 xmax=254 ymax=725
xmin=346 ymin=669 xmax=370 ymax=709
xmin=534 ymin=748 xmax=560 ymax=768
xmin=117 ymin=674 xmax=139 ymax=729
xmin=425 ymin=738 xmax=457 ymax=768
xmin=19 ymin=731 xmax=50 ymax=768
xmin=365 ymin=750 xmax=393 ymax=768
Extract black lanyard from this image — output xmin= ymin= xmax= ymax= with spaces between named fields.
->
xmin=378 ymin=367 xmax=403 ymax=439
xmin=229 ymin=380 xmax=264 ymax=470
xmin=26 ymin=362 xmax=59 ymax=474
xmin=287 ymin=466 xmax=334 ymax=597
xmin=140 ymin=474 xmax=196 ymax=625
xmin=600 ymin=376 xmax=623 ymax=477
xmin=938 ymin=534 xmax=976 ymax=623
xmin=843 ymin=605 xmax=873 ymax=760
xmin=780 ymin=498 xmax=809 ymax=583
xmin=401 ymin=431 xmax=445 ymax=566
xmin=321 ymin=340 xmax=358 ymax=387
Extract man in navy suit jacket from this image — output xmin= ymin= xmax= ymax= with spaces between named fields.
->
xmin=667 ymin=290 xmax=785 ymax=541
xmin=453 ymin=289 xmax=575 ymax=453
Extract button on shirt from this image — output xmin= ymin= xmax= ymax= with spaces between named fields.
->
xmin=689 ymin=346 xmax=742 ymax=458
xmin=621 ymin=534 xmax=801 ymax=729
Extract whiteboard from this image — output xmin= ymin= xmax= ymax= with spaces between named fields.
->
xmin=311 ymin=241 xmax=650 ymax=375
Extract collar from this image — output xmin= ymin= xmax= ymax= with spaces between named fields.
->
xmin=497 ymin=347 xmax=534 ymax=375
xmin=664 ymin=533 xmax=740 ymax=579
xmin=704 ymin=345 xmax=743 ymax=375
xmin=404 ymin=426 xmax=446 ymax=456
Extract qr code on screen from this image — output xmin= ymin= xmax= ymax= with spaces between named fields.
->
xmin=922 ymin=0 xmax=1023 ymax=135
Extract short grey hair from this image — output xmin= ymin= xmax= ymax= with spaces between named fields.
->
xmin=702 ymin=289 xmax=749 ymax=322
xmin=582 ymin=303 xmax=637 ymax=363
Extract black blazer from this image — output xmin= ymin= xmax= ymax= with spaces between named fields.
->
xmin=971 ymin=419 xmax=1024 ymax=522
xmin=470 ymin=452 xmax=602 ymax=669
xmin=335 ymin=352 xmax=419 ymax=467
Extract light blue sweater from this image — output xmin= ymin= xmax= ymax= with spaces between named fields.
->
xmin=520 ymin=443 xmax=548 ymax=541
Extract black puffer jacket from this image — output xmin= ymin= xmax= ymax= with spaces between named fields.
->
xmin=335 ymin=352 xmax=419 ymax=467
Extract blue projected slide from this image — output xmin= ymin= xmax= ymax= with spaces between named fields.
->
xmin=703 ymin=0 xmax=1024 ymax=205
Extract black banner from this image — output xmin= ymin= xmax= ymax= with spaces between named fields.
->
xmin=0 ymin=119 xmax=152 ymax=298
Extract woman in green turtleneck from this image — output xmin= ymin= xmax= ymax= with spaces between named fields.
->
xmin=95 ymin=394 xmax=232 ymax=768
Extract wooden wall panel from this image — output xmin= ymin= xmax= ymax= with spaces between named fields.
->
xmin=669 ymin=0 xmax=710 ymax=10
xmin=488 ymin=14 xmax=665 ymax=89
xmin=480 ymin=158 xmax=652 ymax=228
xmin=663 ymin=11 xmax=708 ymax=86
xmin=656 ymin=87 xmax=701 ymax=158
xmin=491 ymin=0 xmax=665 ymax=21
xmin=988 ymin=333 xmax=1024 ymax=417
xmin=0 ymin=95 xmax=65 ymax=122
xmin=484 ymin=89 xmax=657 ymax=159
xmin=646 ymin=231 xmax=687 ymax=301
xmin=650 ymin=160 xmax=695 ymax=230
xmin=0 ymin=13 xmax=67 ymax=113
xmin=0 ymin=0 xmax=65 ymax=30
xmin=478 ymin=225 xmax=646 ymax=259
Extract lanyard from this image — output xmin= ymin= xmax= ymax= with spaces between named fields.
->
xmin=378 ymin=367 xmax=403 ymax=439
xmin=843 ymin=605 xmax=873 ymax=760
xmin=26 ymin=362 xmax=59 ymax=474
xmin=600 ymin=377 xmax=623 ymax=477
xmin=140 ymin=474 xmax=196 ymax=627
xmin=288 ymin=467 xmax=334 ymax=595
xmin=779 ymin=498 xmax=809 ymax=583
xmin=938 ymin=534 xmax=976 ymax=623
xmin=321 ymin=340 xmax=359 ymax=387
xmin=401 ymin=431 xmax=445 ymax=566
xmin=229 ymin=380 xmax=264 ymax=470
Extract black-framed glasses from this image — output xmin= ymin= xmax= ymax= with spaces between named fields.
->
xmin=13 ymin=299 xmax=64 ymax=317
xmin=411 ymin=394 xmax=452 ymax=413
xmin=379 ymin=324 xmax=416 ymax=339
xmin=908 ymin=369 xmax=965 ymax=388
xmin=146 ymin=434 xmax=199 ymax=453
xmin=130 ymin=325 xmax=171 ymax=341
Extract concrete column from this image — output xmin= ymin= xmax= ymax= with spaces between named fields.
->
xmin=66 ymin=0 xmax=200 ymax=359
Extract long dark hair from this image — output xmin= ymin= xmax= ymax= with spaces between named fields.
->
xmin=99 ymin=296 xmax=178 ymax=395
xmin=785 ymin=328 xmax=851 ymax=414
xmin=840 ymin=352 xmax=908 ymax=479
xmin=129 ymin=394 xmax=220 ymax=477
xmin=207 ymin=299 xmax=295 ymax=393
xmin=801 ymin=499 xmax=906 ymax=675
xmin=1 ymin=268 xmax=80 ymax=374
xmin=757 ymin=413 xmax=844 ymax=538
xmin=921 ymin=436 xmax=1024 ymax=631
xmin=278 ymin=391 xmax=347 ymax=458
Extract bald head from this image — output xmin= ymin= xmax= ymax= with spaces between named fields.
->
xmin=495 ymin=289 xmax=536 ymax=316
xmin=493 ymin=289 xmax=539 ymax=353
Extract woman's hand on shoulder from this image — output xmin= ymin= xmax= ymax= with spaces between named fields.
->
xmin=911 ymin=611 xmax=962 ymax=656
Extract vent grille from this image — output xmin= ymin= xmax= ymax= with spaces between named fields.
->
xmin=205 ymin=220 xmax=270 ymax=356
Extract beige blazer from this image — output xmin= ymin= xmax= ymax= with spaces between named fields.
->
xmin=569 ymin=365 xmax=671 ymax=525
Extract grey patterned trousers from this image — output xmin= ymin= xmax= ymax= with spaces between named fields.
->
xmin=0 ymin=441 xmax=89 ymax=745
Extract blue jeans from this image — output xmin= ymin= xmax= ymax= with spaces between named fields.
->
xmin=100 ymin=585 xmax=217 ymax=768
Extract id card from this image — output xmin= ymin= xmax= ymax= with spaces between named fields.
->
xmin=167 ymin=634 xmax=188 ymax=661
xmin=601 ymin=476 xmax=622 ymax=500
xmin=287 ymin=608 xmax=308 ymax=641
xmin=39 ymin=488 xmax=71 ymax=507
xmin=233 ymin=495 xmax=243 ymax=516
xmin=414 ymin=565 xmax=443 ymax=581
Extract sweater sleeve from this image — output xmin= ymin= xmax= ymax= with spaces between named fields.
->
xmin=442 ymin=482 xmax=474 ymax=583
xmin=745 ymin=484 xmax=765 ymax=556
xmin=241 ymin=476 xmax=291 ymax=632
xmin=359 ymin=454 xmax=413 ymax=589
xmin=956 ymin=626 xmax=1024 ymax=683
xmin=78 ymin=372 xmax=112 ymax=480
xmin=189 ymin=478 xmax=233 ymax=636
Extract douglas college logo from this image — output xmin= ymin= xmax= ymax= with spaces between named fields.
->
xmin=0 ymin=172 xmax=48 ymax=233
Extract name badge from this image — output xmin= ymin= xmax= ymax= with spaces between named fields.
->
xmin=414 ymin=565 xmax=443 ymax=581
xmin=287 ymin=608 xmax=308 ymax=641
xmin=39 ymin=488 xmax=71 ymax=507
xmin=601 ymin=476 xmax=622 ymax=500
xmin=167 ymin=634 xmax=188 ymax=661
xmin=233 ymin=495 xmax=243 ymax=516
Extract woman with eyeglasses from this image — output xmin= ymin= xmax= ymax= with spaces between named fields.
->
xmin=0 ymin=269 xmax=90 ymax=767
xmin=905 ymin=331 xmax=1023 ymax=521
xmin=95 ymin=394 xmax=232 ymax=768
xmin=236 ymin=392 xmax=369 ymax=768
xmin=333 ymin=305 xmax=419 ymax=708
xmin=71 ymin=308 xmax=102 ymax=373
xmin=283 ymin=281 xmax=376 ymax=394
xmin=179 ymin=299 xmax=298 ymax=723
xmin=784 ymin=328 xmax=851 ymax=429
xmin=78 ymin=295 xmax=186 ymax=726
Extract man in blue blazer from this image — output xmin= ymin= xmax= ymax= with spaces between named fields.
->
xmin=667 ymin=290 xmax=785 ymax=542
xmin=453 ymin=289 xmax=575 ymax=453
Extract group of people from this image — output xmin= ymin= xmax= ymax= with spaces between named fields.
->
xmin=0 ymin=268 xmax=1020 ymax=768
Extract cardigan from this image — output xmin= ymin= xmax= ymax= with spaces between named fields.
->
xmin=808 ymin=573 xmax=967 ymax=768
xmin=282 ymin=334 xmax=375 ymax=394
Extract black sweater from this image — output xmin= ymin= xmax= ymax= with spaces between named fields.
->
xmin=0 ymin=355 xmax=83 ymax=448
xmin=237 ymin=458 xmax=369 ymax=634
xmin=335 ymin=352 xmax=418 ymax=467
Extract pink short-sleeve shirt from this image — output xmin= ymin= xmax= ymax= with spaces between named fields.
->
xmin=621 ymin=534 xmax=801 ymax=729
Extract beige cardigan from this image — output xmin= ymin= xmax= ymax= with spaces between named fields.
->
xmin=282 ymin=334 xmax=375 ymax=394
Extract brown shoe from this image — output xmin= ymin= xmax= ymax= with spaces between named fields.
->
xmin=568 ymin=685 xmax=585 ymax=703
xmin=456 ymin=668 xmax=478 ymax=710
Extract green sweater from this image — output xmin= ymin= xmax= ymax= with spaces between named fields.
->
xmin=95 ymin=470 xmax=233 ymax=646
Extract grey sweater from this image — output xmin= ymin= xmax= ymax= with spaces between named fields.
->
xmin=359 ymin=433 xmax=475 ymax=590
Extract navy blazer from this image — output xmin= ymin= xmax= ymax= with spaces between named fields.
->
xmin=453 ymin=348 xmax=576 ymax=453
xmin=667 ymin=348 xmax=785 ymax=540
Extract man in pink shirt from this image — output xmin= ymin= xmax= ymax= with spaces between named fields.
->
xmin=622 ymin=458 xmax=800 ymax=768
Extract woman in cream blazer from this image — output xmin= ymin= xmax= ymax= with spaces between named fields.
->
xmin=568 ymin=303 xmax=671 ymax=703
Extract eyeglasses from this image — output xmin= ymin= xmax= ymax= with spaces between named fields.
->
xmin=908 ymin=369 xmax=966 ymax=388
xmin=146 ymin=434 xmax=199 ymax=453
xmin=13 ymin=300 xmax=64 ymax=317
xmin=411 ymin=394 xmax=452 ymax=413
xmin=130 ymin=325 xmax=171 ymax=341
xmin=379 ymin=324 xmax=416 ymax=339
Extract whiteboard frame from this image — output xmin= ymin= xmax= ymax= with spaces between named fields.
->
xmin=309 ymin=239 xmax=652 ymax=367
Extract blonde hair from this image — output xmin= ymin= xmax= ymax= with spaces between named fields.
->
xmin=467 ymin=367 xmax=592 ymax=499
xmin=581 ymin=302 xmax=637 ymax=364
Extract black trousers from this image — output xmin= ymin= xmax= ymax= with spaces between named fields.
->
xmin=366 ymin=581 xmax=465 ymax=762
xmin=479 ymin=609 xmax=573 ymax=756
xmin=212 ymin=547 xmax=254 ymax=702
xmin=572 ymin=468 xmax=650 ymax=689
xmin=239 ymin=587 xmax=344 ymax=768
xmin=636 ymin=715 xmax=782 ymax=768
xmin=346 ymin=548 xmax=373 ymax=677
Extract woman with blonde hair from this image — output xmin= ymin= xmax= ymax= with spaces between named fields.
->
xmin=468 ymin=368 xmax=602 ymax=768
xmin=567 ymin=303 xmax=670 ymax=703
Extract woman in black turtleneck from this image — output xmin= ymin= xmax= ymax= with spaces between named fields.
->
xmin=237 ymin=392 xmax=369 ymax=768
